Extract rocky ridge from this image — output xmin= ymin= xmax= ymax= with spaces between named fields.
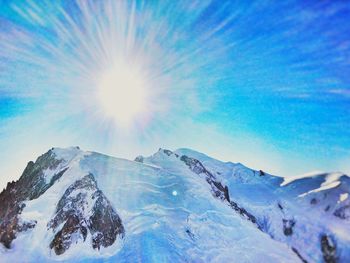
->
xmin=0 ymin=147 xmax=349 ymax=262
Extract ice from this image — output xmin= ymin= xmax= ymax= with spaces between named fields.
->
xmin=1 ymin=147 xmax=349 ymax=262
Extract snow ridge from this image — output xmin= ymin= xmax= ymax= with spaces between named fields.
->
xmin=0 ymin=146 xmax=349 ymax=262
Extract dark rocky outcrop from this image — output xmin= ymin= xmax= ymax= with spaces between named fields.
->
xmin=292 ymin=247 xmax=308 ymax=263
xmin=0 ymin=149 xmax=67 ymax=248
xmin=229 ymin=200 xmax=257 ymax=225
xmin=180 ymin=155 xmax=210 ymax=177
xmin=333 ymin=205 xmax=350 ymax=220
xmin=177 ymin=151 xmax=346 ymax=262
xmin=50 ymin=214 xmax=88 ymax=255
xmin=134 ymin=156 xmax=144 ymax=163
xmin=321 ymin=235 xmax=337 ymax=263
xmin=282 ymin=219 xmax=296 ymax=236
xmin=180 ymin=154 xmax=258 ymax=226
xmin=185 ymin=228 xmax=195 ymax=240
xmin=278 ymin=203 xmax=283 ymax=210
xmin=310 ymin=198 xmax=318 ymax=205
xmin=223 ymin=185 xmax=230 ymax=203
xmin=1 ymin=148 xmax=124 ymax=255
xmin=48 ymin=174 xmax=124 ymax=255
xmin=0 ymin=201 xmax=36 ymax=249
xmin=162 ymin=149 xmax=173 ymax=156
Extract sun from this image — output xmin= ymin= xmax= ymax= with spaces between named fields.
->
xmin=95 ymin=61 xmax=149 ymax=127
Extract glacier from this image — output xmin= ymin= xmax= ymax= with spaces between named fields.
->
xmin=0 ymin=146 xmax=349 ymax=262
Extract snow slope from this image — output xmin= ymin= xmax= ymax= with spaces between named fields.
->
xmin=1 ymin=147 xmax=349 ymax=262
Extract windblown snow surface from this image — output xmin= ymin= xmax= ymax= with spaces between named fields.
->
xmin=1 ymin=147 xmax=349 ymax=262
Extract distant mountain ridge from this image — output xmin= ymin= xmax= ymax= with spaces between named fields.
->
xmin=0 ymin=147 xmax=349 ymax=262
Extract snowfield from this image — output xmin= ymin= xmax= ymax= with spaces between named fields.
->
xmin=0 ymin=147 xmax=349 ymax=262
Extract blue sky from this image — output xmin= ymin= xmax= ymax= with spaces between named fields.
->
xmin=0 ymin=0 xmax=349 ymax=188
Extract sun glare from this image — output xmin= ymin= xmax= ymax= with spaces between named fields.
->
xmin=95 ymin=62 xmax=149 ymax=127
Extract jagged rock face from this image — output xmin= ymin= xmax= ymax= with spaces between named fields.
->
xmin=50 ymin=214 xmax=88 ymax=255
xmin=282 ymin=219 xmax=296 ymax=236
xmin=179 ymin=154 xmax=258 ymax=226
xmin=1 ymin=147 xmax=350 ymax=262
xmin=134 ymin=155 xmax=144 ymax=163
xmin=172 ymin=149 xmax=347 ymax=262
xmin=0 ymin=148 xmax=125 ymax=255
xmin=17 ymin=150 xmax=65 ymax=200
xmin=0 ymin=203 xmax=36 ymax=249
xmin=0 ymin=149 xmax=66 ymax=248
xmin=89 ymin=189 xmax=124 ymax=250
xmin=334 ymin=205 xmax=350 ymax=219
xmin=291 ymin=247 xmax=308 ymax=263
xmin=48 ymin=174 xmax=124 ymax=255
xmin=321 ymin=235 xmax=337 ymax=263
xmin=180 ymin=155 xmax=210 ymax=177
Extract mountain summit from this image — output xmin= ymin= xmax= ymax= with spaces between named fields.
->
xmin=0 ymin=147 xmax=349 ymax=262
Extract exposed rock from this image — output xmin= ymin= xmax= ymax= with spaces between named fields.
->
xmin=17 ymin=150 xmax=65 ymax=200
xmin=333 ymin=205 xmax=350 ymax=219
xmin=310 ymin=198 xmax=318 ymax=205
xmin=134 ymin=156 xmax=144 ymax=163
xmin=2 ymin=147 xmax=349 ymax=262
xmin=180 ymin=155 xmax=209 ymax=177
xmin=292 ymin=247 xmax=308 ymax=263
xmin=180 ymin=154 xmax=258 ymax=226
xmin=90 ymin=189 xmax=124 ymax=250
xmin=229 ymin=201 xmax=257 ymax=225
xmin=0 ymin=149 xmax=66 ymax=248
xmin=162 ymin=149 xmax=173 ymax=156
xmin=158 ymin=148 xmax=174 ymax=156
xmin=1 ymin=149 xmax=124 ymax=255
xmin=282 ymin=219 xmax=296 ymax=236
xmin=224 ymin=185 xmax=230 ymax=203
xmin=185 ymin=228 xmax=195 ymax=240
xmin=48 ymin=174 xmax=124 ymax=255
xmin=50 ymin=215 xmax=88 ymax=255
xmin=321 ymin=235 xmax=337 ymax=263
xmin=278 ymin=203 xmax=283 ymax=210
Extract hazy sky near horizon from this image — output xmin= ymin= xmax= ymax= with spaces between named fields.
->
xmin=0 ymin=0 xmax=350 ymax=189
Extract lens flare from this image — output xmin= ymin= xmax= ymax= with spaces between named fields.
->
xmin=95 ymin=61 xmax=150 ymax=127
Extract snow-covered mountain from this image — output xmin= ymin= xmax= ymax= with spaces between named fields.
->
xmin=0 ymin=147 xmax=349 ymax=262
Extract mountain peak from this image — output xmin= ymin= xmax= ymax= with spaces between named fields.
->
xmin=1 ymin=147 xmax=349 ymax=262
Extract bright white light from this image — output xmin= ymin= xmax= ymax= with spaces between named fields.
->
xmin=172 ymin=190 xmax=178 ymax=196
xmin=95 ymin=61 xmax=149 ymax=127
